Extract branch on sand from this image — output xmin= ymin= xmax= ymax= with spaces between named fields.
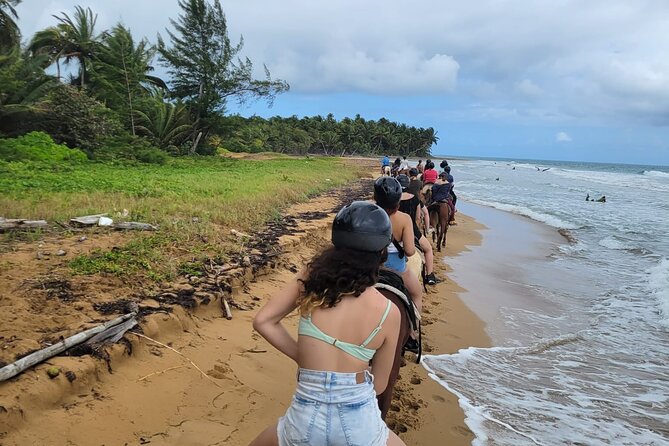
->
xmin=0 ymin=312 xmax=137 ymax=382
xmin=128 ymin=332 xmax=221 ymax=388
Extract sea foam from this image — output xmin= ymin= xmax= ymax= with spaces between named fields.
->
xmin=647 ymin=258 xmax=669 ymax=329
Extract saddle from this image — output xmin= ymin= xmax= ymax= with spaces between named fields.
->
xmin=375 ymin=269 xmax=421 ymax=360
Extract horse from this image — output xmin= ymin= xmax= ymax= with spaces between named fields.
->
xmin=374 ymin=269 xmax=421 ymax=419
xmin=428 ymin=200 xmax=451 ymax=252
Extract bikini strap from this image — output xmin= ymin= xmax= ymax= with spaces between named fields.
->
xmin=360 ymin=301 xmax=393 ymax=347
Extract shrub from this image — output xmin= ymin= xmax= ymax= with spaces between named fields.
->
xmin=135 ymin=147 xmax=168 ymax=164
xmin=95 ymin=134 xmax=168 ymax=164
xmin=28 ymin=85 xmax=122 ymax=155
xmin=0 ymin=132 xmax=88 ymax=162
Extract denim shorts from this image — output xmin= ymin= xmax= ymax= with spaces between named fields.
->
xmin=277 ymin=368 xmax=389 ymax=446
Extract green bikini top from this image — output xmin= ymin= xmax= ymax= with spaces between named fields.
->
xmin=298 ymin=300 xmax=393 ymax=362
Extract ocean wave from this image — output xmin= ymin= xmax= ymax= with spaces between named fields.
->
xmin=646 ymin=258 xmax=669 ymax=329
xmin=642 ymin=170 xmax=669 ymax=178
xmin=467 ymin=199 xmax=578 ymax=229
xmin=598 ymin=236 xmax=627 ymax=250
xmin=552 ymin=168 xmax=669 ymax=193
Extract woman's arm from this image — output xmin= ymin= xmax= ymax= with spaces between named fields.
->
xmin=252 ymin=276 xmax=302 ymax=362
xmin=401 ymin=214 xmax=416 ymax=257
xmin=370 ymin=305 xmax=401 ymax=394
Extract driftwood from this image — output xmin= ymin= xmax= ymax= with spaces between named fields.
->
xmin=221 ymin=295 xmax=233 ymax=320
xmin=112 ymin=222 xmax=157 ymax=231
xmin=0 ymin=312 xmax=136 ymax=382
xmin=69 ymin=214 xmax=108 ymax=226
xmin=0 ymin=218 xmax=48 ymax=232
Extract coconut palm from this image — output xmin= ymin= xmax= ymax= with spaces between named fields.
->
xmin=29 ymin=6 xmax=100 ymax=87
xmin=29 ymin=24 xmax=69 ymax=80
xmin=0 ymin=0 xmax=21 ymax=50
xmin=134 ymin=94 xmax=193 ymax=150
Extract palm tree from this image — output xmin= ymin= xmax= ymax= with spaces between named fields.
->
xmin=0 ymin=0 xmax=21 ymax=50
xmin=52 ymin=5 xmax=100 ymax=88
xmin=134 ymin=94 xmax=193 ymax=150
xmin=29 ymin=24 xmax=68 ymax=80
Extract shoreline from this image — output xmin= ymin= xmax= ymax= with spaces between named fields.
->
xmin=396 ymin=213 xmax=492 ymax=446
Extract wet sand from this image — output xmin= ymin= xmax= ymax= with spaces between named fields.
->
xmin=0 ymin=178 xmax=492 ymax=446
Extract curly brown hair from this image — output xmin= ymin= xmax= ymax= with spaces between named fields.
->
xmin=296 ymin=246 xmax=387 ymax=315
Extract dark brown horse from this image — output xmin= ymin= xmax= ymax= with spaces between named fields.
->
xmin=428 ymin=200 xmax=450 ymax=252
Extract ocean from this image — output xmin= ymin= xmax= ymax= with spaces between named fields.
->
xmin=420 ymin=159 xmax=669 ymax=445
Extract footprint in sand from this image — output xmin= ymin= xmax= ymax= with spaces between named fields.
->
xmin=432 ymin=394 xmax=445 ymax=403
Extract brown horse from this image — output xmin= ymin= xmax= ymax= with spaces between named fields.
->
xmin=428 ymin=200 xmax=450 ymax=252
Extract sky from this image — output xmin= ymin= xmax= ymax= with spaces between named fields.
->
xmin=15 ymin=0 xmax=669 ymax=165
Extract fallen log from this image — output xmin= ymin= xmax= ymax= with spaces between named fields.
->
xmin=112 ymin=222 xmax=157 ymax=231
xmin=0 ymin=218 xmax=48 ymax=232
xmin=69 ymin=214 xmax=107 ymax=226
xmin=0 ymin=312 xmax=136 ymax=382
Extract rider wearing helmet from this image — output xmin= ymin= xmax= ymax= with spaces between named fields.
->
xmin=397 ymin=175 xmax=438 ymax=285
xmin=374 ymin=177 xmax=423 ymax=313
xmin=251 ymin=201 xmax=406 ymax=446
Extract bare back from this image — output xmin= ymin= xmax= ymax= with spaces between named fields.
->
xmin=298 ymin=287 xmax=400 ymax=393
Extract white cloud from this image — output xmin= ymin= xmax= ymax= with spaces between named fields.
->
xmin=556 ymin=132 xmax=572 ymax=142
xmin=15 ymin=0 xmax=669 ymax=124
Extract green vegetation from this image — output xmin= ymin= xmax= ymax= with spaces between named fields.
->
xmin=1 ymin=155 xmax=361 ymax=279
xmin=0 ymin=131 xmax=87 ymax=162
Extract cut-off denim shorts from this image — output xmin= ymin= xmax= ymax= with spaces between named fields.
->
xmin=277 ymin=368 xmax=389 ymax=446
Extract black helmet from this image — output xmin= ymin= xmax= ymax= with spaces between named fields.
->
xmin=332 ymin=201 xmax=391 ymax=252
xmin=397 ymin=174 xmax=410 ymax=190
xmin=409 ymin=168 xmax=419 ymax=177
xmin=374 ymin=177 xmax=402 ymax=208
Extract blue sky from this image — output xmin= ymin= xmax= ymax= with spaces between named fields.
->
xmin=16 ymin=0 xmax=669 ymax=165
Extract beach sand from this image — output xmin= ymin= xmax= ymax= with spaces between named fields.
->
xmin=0 ymin=174 xmax=491 ymax=445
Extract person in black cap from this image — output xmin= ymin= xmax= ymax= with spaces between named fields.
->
xmin=397 ymin=174 xmax=438 ymax=285
xmin=251 ymin=201 xmax=407 ymax=446
xmin=373 ymin=177 xmax=423 ymax=312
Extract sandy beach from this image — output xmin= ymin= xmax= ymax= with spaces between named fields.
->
xmin=0 ymin=172 xmax=491 ymax=446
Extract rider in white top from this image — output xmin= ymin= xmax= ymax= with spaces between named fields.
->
xmin=399 ymin=157 xmax=409 ymax=172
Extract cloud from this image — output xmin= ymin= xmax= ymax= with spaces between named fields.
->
xmin=556 ymin=132 xmax=572 ymax=142
xmin=15 ymin=0 xmax=669 ymax=126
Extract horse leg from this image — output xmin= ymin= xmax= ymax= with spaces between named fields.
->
xmin=439 ymin=205 xmax=450 ymax=249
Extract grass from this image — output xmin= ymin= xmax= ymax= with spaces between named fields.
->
xmin=0 ymin=155 xmax=364 ymax=280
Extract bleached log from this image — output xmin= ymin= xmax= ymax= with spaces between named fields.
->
xmin=70 ymin=214 xmax=107 ymax=226
xmin=221 ymin=295 xmax=233 ymax=320
xmin=0 ymin=312 xmax=136 ymax=382
xmin=0 ymin=219 xmax=48 ymax=231
xmin=112 ymin=222 xmax=157 ymax=231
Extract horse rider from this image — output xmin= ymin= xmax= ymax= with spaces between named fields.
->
xmin=397 ymin=174 xmax=438 ymax=285
xmin=373 ymin=177 xmax=423 ymax=315
xmin=250 ymin=201 xmax=406 ymax=446
xmin=431 ymin=171 xmax=456 ymax=224
xmin=381 ymin=154 xmax=391 ymax=176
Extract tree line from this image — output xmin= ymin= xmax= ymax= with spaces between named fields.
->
xmin=0 ymin=0 xmax=437 ymax=160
